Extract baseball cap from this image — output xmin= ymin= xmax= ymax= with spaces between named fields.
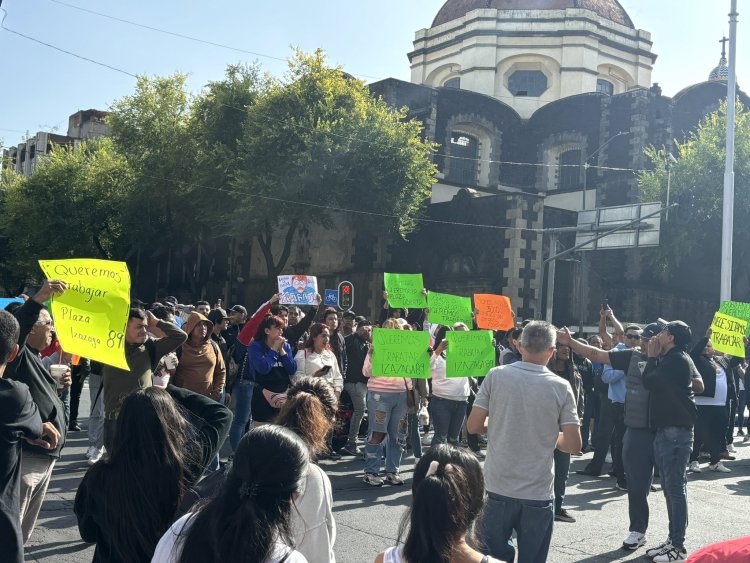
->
xmin=229 ymin=305 xmax=247 ymax=315
xmin=207 ymin=308 xmax=228 ymax=324
xmin=664 ymin=320 xmax=692 ymax=347
xmin=163 ymin=296 xmax=178 ymax=306
xmin=357 ymin=319 xmax=372 ymax=327
xmin=641 ymin=320 xmax=667 ymax=338
xmin=342 ymin=310 xmax=356 ymax=319
xmin=323 ymin=308 xmax=338 ymax=318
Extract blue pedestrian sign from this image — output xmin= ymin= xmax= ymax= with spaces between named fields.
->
xmin=324 ymin=289 xmax=338 ymax=307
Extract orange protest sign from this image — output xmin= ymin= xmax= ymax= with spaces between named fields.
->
xmin=474 ymin=294 xmax=514 ymax=331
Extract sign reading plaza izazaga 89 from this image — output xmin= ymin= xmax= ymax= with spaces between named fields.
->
xmin=38 ymin=259 xmax=131 ymax=370
xmin=338 ymin=281 xmax=354 ymax=311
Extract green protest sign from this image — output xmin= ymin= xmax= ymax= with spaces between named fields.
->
xmin=719 ymin=301 xmax=750 ymax=336
xmin=711 ymin=312 xmax=747 ymax=357
xmin=446 ymin=330 xmax=495 ymax=378
xmin=428 ymin=291 xmax=473 ymax=327
xmin=384 ymin=273 xmax=426 ymax=309
xmin=371 ymin=328 xmax=430 ymax=379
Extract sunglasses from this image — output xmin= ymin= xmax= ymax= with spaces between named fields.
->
xmin=35 ymin=320 xmax=53 ymax=326
xmin=625 ymin=334 xmax=641 ymax=339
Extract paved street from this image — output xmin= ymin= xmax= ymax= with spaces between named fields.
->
xmin=24 ymin=385 xmax=750 ymax=563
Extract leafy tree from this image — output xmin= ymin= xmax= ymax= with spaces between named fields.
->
xmin=0 ymin=138 xmax=132 ymax=287
xmin=639 ymin=101 xmax=750 ymax=294
xmin=107 ymin=74 xmax=197 ymax=250
xmin=232 ymin=50 xmax=436 ymax=287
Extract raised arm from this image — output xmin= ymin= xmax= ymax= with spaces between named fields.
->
xmin=151 ymin=313 xmax=188 ymax=358
xmin=237 ymin=295 xmax=278 ymax=347
xmin=598 ymin=308 xmax=614 ymax=349
xmin=557 ymin=328 xmax=612 ymax=366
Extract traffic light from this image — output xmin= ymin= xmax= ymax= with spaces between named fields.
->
xmin=338 ymin=281 xmax=354 ymax=311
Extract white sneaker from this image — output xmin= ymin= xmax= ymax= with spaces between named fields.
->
xmin=87 ymin=447 xmax=104 ymax=466
xmin=85 ymin=446 xmax=97 ymax=460
xmin=688 ymin=461 xmax=702 ymax=473
xmin=605 ymin=452 xmax=613 ymax=464
xmin=421 ymin=433 xmax=433 ymax=446
xmin=709 ymin=461 xmax=731 ymax=473
xmin=727 ymin=443 xmax=736 ymax=453
xmin=622 ymin=531 xmax=646 ymax=550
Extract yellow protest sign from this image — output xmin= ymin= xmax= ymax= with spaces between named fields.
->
xmin=710 ymin=312 xmax=747 ymax=357
xmin=39 ymin=259 xmax=131 ymax=370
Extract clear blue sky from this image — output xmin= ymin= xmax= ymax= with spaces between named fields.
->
xmin=1 ymin=0 xmax=747 ymax=146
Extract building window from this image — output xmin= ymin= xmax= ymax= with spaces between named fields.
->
xmin=558 ymin=149 xmax=583 ymax=190
xmin=508 ymin=70 xmax=548 ymax=97
xmin=447 ymin=132 xmax=478 ymax=185
xmin=443 ymin=77 xmax=461 ymax=89
xmin=597 ymin=79 xmax=614 ymax=95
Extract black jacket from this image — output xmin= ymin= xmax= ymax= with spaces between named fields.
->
xmin=344 ymin=333 xmax=369 ymax=385
xmin=5 ymin=300 xmax=67 ymax=458
xmin=643 ymin=347 xmax=697 ymax=429
xmin=0 ymin=379 xmax=43 ymax=563
xmin=690 ymin=336 xmax=741 ymax=399
xmin=74 ymin=384 xmax=232 ymax=563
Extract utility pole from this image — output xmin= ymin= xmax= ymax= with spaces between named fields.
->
xmin=721 ymin=0 xmax=739 ymax=302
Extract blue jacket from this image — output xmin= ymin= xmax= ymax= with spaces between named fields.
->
xmin=602 ymin=343 xmax=626 ymax=403
xmin=248 ymin=340 xmax=296 ymax=391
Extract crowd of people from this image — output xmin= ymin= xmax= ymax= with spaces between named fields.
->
xmin=1 ymin=280 xmax=750 ymax=562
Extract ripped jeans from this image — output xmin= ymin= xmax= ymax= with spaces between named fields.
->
xmin=363 ymin=390 xmax=408 ymax=475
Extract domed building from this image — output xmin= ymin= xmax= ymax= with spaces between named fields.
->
xmin=410 ymin=0 xmax=655 ymax=119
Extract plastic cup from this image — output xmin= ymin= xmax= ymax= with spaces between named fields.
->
xmin=49 ymin=364 xmax=68 ymax=389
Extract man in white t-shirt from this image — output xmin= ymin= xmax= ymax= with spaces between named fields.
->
xmin=467 ymin=321 xmax=581 ymax=563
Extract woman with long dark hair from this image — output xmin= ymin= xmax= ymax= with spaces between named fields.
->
xmin=276 ymin=376 xmax=339 ymax=562
xmin=294 ymin=323 xmax=344 ymax=397
xmin=375 ymin=444 xmax=500 ymax=563
xmin=74 ymin=385 xmax=232 ymax=563
xmin=248 ymin=315 xmax=297 ymax=425
xmin=152 ymin=425 xmax=309 ymax=563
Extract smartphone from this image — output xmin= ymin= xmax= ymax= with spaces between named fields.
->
xmin=321 ymin=365 xmax=332 ymax=373
xmin=602 ymin=299 xmax=609 ymax=309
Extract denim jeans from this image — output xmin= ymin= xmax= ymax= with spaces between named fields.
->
xmin=653 ymin=426 xmax=693 ymax=548
xmin=60 ymin=386 xmax=71 ymax=427
xmin=737 ymin=389 xmax=746 ymax=430
xmin=364 ymin=391 xmax=407 ymax=475
xmin=623 ymin=427 xmax=655 ymax=534
xmin=430 ymin=396 xmax=467 ymax=447
xmin=344 ymin=382 xmax=368 ymax=448
xmin=407 ymin=412 xmax=422 ymax=458
xmin=87 ymin=373 xmax=104 ymax=450
xmin=553 ymin=449 xmax=570 ymax=513
xmin=479 ymin=492 xmax=554 ymax=563
xmin=229 ymin=378 xmax=254 ymax=452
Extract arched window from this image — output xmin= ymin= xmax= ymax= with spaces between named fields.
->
xmin=558 ymin=149 xmax=583 ymax=190
xmin=508 ymin=71 xmax=548 ymax=97
xmin=597 ymin=79 xmax=614 ymax=95
xmin=447 ymin=132 xmax=478 ymax=185
xmin=443 ymin=77 xmax=461 ymax=89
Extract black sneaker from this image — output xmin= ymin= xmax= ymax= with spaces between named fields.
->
xmin=576 ymin=469 xmax=602 ymax=477
xmin=68 ymin=423 xmax=82 ymax=432
xmin=340 ymin=445 xmax=359 ymax=456
xmin=554 ymin=509 xmax=576 ymax=523
xmin=616 ymin=481 xmax=628 ymax=491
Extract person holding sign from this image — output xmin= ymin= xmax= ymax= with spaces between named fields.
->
xmin=429 ymin=325 xmax=471 ymax=448
xmin=688 ymin=327 xmax=743 ymax=474
xmin=101 ymin=309 xmax=188 ymax=453
xmin=5 ymin=280 xmax=70 ymax=544
xmin=361 ymin=319 xmax=414 ymax=487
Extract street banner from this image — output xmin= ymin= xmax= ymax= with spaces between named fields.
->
xmin=278 ymin=275 xmax=318 ymax=305
xmin=474 ymin=294 xmax=515 ymax=331
xmin=38 ymin=259 xmax=131 ymax=370
xmin=446 ymin=330 xmax=495 ymax=378
xmin=383 ymin=273 xmax=426 ymax=309
xmin=371 ymin=328 xmax=430 ymax=379
xmin=428 ymin=291 xmax=473 ymax=327
xmin=711 ymin=312 xmax=747 ymax=357
xmin=719 ymin=301 xmax=750 ymax=336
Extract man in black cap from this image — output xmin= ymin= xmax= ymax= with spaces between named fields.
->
xmin=641 ymin=320 xmax=697 ymax=562
xmin=341 ymin=318 xmax=372 ymax=456
xmin=560 ymin=321 xmax=666 ymax=552
xmin=224 ymin=305 xmax=247 ymax=351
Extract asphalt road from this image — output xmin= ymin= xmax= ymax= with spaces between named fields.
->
xmin=24 ymin=384 xmax=750 ymax=563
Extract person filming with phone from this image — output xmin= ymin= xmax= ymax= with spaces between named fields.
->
xmin=294 ymin=323 xmax=344 ymax=398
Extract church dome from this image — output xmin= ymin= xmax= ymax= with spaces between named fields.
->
xmin=432 ymin=0 xmax=634 ymax=28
